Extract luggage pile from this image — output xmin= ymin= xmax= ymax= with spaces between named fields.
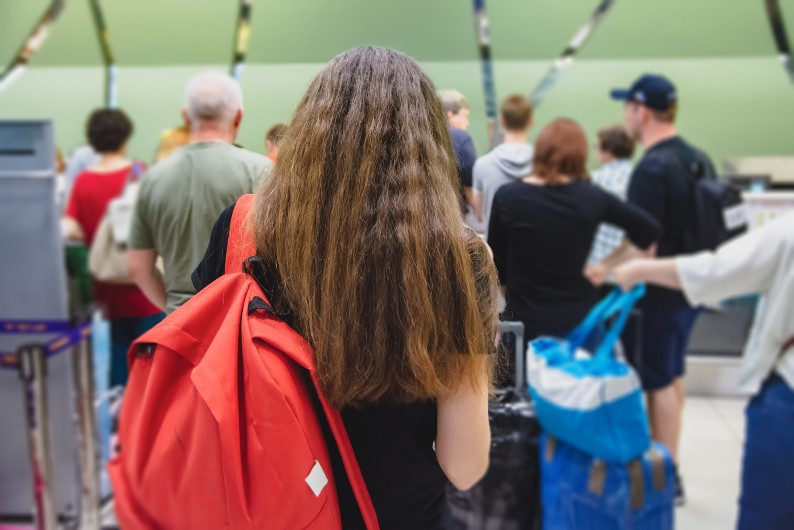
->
xmin=447 ymin=321 xmax=542 ymax=529
xmin=541 ymin=435 xmax=675 ymax=529
xmin=529 ymin=285 xmax=676 ymax=530
xmin=450 ymin=287 xmax=676 ymax=529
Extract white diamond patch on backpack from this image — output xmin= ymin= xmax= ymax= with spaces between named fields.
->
xmin=306 ymin=460 xmax=329 ymax=497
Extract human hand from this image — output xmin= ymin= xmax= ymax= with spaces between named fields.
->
xmin=584 ymin=263 xmax=608 ymax=287
xmin=613 ymin=260 xmax=646 ymax=291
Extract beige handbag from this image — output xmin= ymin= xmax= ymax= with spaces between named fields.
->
xmin=89 ymin=163 xmax=146 ymax=284
xmin=89 ymin=214 xmax=133 ymax=283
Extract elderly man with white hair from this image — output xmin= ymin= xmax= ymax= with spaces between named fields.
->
xmin=128 ymin=71 xmax=272 ymax=313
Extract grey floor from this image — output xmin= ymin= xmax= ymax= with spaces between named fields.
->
xmin=678 ymin=397 xmax=747 ymax=530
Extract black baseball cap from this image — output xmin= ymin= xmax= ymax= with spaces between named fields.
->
xmin=610 ymin=74 xmax=677 ymax=112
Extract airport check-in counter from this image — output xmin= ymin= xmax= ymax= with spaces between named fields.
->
xmin=0 ymin=121 xmax=83 ymax=525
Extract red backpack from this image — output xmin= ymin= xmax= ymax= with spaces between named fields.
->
xmin=109 ymin=195 xmax=379 ymax=529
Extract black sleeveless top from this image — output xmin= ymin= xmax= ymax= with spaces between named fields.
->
xmin=192 ymin=204 xmax=448 ymax=529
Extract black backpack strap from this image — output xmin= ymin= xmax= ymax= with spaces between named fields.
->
xmin=671 ymin=141 xmax=699 ymax=182
xmin=665 ymin=140 xmax=712 ymax=252
xmin=673 ymin=139 xmax=716 ymax=183
xmin=247 ymin=296 xmax=274 ymax=315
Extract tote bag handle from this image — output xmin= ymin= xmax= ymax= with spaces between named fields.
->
xmin=566 ymin=285 xmax=645 ymax=358
xmin=593 ymin=285 xmax=646 ymax=362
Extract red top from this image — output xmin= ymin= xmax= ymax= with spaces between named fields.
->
xmin=65 ymin=165 xmax=162 ymax=319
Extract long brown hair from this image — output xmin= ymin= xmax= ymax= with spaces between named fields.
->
xmin=533 ymin=118 xmax=590 ymax=184
xmin=252 ymin=47 xmax=498 ymax=408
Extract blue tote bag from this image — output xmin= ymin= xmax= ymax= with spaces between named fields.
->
xmin=527 ymin=285 xmax=651 ymax=463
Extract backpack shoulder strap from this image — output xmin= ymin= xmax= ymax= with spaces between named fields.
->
xmin=311 ymin=378 xmax=380 ymax=529
xmin=225 ymin=194 xmax=257 ymax=275
xmin=673 ymin=139 xmax=715 ymax=182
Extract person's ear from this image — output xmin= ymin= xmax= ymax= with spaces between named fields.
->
xmin=234 ymin=109 xmax=243 ymax=129
xmin=640 ymin=106 xmax=651 ymax=124
xmin=181 ymin=109 xmax=192 ymax=131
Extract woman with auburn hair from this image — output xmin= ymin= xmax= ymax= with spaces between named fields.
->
xmin=192 ymin=47 xmax=498 ymax=529
xmin=487 ymin=118 xmax=660 ymax=348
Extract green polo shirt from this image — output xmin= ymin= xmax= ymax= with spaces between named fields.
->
xmin=129 ymin=141 xmax=272 ymax=312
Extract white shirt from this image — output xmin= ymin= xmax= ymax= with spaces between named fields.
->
xmin=676 ymin=212 xmax=794 ymax=394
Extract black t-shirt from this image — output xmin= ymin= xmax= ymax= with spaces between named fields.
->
xmin=627 ymin=136 xmax=716 ymax=303
xmin=487 ymin=180 xmax=660 ymax=339
xmin=192 ymin=204 xmax=449 ymax=530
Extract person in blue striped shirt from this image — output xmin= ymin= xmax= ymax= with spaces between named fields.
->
xmin=587 ymin=125 xmax=636 ymax=265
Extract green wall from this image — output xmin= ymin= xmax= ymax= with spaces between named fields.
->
xmin=1 ymin=1 xmax=794 ymax=165
xmin=3 ymin=0 xmax=791 ymax=64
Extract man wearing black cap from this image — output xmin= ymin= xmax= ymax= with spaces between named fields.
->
xmin=610 ymin=74 xmax=715 ymax=506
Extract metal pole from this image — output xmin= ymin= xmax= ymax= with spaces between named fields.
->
xmin=72 ymin=329 xmax=101 ymax=530
xmin=231 ymin=0 xmax=253 ymax=80
xmin=88 ymin=0 xmax=117 ymax=108
xmin=472 ymin=0 xmax=500 ymax=148
xmin=0 ymin=0 xmax=68 ymax=94
xmin=18 ymin=344 xmax=58 ymax=530
xmin=530 ymin=0 xmax=617 ymax=108
xmin=764 ymin=0 xmax=794 ymax=83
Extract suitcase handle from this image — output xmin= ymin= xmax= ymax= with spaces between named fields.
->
xmin=498 ymin=321 xmax=526 ymax=394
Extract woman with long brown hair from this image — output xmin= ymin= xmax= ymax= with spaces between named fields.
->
xmin=487 ymin=118 xmax=660 ymax=345
xmin=193 ymin=47 xmax=498 ymax=529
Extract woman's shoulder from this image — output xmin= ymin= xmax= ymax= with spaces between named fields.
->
xmin=344 ymin=399 xmax=436 ymax=421
xmin=571 ymin=179 xmax=610 ymax=199
xmin=71 ymin=169 xmax=94 ymax=189
xmin=493 ymin=179 xmax=532 ymax=200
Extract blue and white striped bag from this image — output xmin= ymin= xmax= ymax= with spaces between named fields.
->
xmin=527 ymin=286 xmax=651 ymax=464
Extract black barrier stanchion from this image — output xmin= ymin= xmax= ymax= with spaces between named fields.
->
xmin=18 ymin=344 xmax=58 ymax=530
xmin=72 ymin=328 xmax=101 ymax=530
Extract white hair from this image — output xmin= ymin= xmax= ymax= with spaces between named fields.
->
xmin=437 ymin=89 xmax=469 ymax=115
xmin=183 ymin=71 xmax=243 ymax=127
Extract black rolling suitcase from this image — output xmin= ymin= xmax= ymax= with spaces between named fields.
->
xmin=447 ymin=321 xmax=542 ymax=530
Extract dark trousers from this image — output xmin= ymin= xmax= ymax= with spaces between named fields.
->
xmin=110 ymin=313 xmax=164 ymax=387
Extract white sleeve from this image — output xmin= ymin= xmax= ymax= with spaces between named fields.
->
xmin=675 ymin=216 xmax=790 ymax=306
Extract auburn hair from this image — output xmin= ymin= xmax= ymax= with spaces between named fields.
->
xmin=533 ymin=118 xmax=590 ymax=184
xmin=251 ymin=47 xmax=498 ymax=408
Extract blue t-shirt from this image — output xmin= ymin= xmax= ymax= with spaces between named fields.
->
xmin=449 ymin=126 xmax=477 ymax=208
